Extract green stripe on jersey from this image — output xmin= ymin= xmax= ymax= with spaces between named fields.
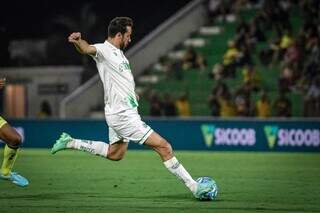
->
xmin=128 ymin=95 xmax=138 ymax=108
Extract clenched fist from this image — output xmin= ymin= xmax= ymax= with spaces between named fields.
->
xmin=68 ymin=32 xmax=82 ymax=43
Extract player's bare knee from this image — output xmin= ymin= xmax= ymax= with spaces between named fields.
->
xmin=107 ymin=148 xmax=125 ymax=161
xmin=108 ymin=153 xmax=124 ymax=161
xmin=9 ymin=134 xmax=22 ymax=147
xmin=117 ymin=152 xmax=125 ymax=161
xmin=107 ymin=155 xmax=118 ymax=161
xmin=107 ymin=149 xmax=118 ymax=161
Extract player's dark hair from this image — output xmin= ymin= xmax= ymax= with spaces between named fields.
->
xmin=108 ymin=17 xmax=133 ymax=38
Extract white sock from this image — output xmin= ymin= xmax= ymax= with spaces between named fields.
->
xmin=164 ymin=156 xmax=197 ymax=193
xmin=67 ymin=139 xmax=109 ymax=158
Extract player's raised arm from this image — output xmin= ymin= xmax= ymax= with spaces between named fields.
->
xmin=68 ymin=32 xmax=96 ymax=55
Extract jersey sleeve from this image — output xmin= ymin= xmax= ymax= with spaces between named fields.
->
xmin=90 ymin=43 xmax=105 ymax=62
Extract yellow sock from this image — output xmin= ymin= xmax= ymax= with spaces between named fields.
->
xmin=1 ymin=145 xmax=19 ymax=176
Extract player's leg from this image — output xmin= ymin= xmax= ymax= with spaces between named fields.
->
xmin=51 ymin=132 xmax=110 ymax=158
xmin=0 ymin=118 xmax=29 ymax=187
xmin=51 ymin=128 xmax=128 ymax=161
xmin=107 ymin=141 xmax=128 ymax=161
xmin=0 ymin=123 xmax=22 ymax=176
xmin=108 ymin=109 xmax=203 ymax=197
xmin=144 ymin=132 xmax=198 ymax=195
xmin=144 ymin=132 xmax=173 ymax=161
xmin=106 ymin=126 xmax=128 ymax=161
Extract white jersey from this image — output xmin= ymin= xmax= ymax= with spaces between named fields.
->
xmin=91 ymin=41 xmax=138 ymax=115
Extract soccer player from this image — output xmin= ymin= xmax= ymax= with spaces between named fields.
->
xmin=51 ymin=17 xmax=210 ymax=199
xmin=0 ymin=78 xmax=29 ymax=187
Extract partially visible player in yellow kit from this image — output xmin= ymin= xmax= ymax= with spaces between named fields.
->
xmin=0 ymin=78 xmax=28 ymax=186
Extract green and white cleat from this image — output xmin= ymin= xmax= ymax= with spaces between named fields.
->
xmin=51 ymin=132 xmax=73 ymax=154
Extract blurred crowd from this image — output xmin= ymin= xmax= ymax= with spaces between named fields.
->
xmin=148 ymin=91 xmax=191 ymax=117
xmin=208 ymin=0 xmax=319 ymax=118
xmin=147 ymin=0 xmax=320 ymax=118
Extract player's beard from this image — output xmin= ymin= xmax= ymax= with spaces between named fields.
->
xmin=120 ymin=43 xmax=125 ymax=50
xmin=120 ymin=38 xmax=128 ymax=50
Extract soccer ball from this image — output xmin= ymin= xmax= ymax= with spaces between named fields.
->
xmin=196 ymin=177 xmax=218 ymax=201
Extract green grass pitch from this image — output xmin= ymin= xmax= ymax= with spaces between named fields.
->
xmin=0 ymin=149 xmax=319 ymax=213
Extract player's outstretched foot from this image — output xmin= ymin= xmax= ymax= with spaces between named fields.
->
xmin=193 ymin=182 xmax=211 ymax=200
xmin=51 ymin=132 xmax=73 ymax=154
xmin=0 ymin=172 xmax=29 ymax=187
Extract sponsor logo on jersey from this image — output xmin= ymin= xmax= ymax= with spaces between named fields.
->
xmin=119 ymin=62 xmax=131 ymax=72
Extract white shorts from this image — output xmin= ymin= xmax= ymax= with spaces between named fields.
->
xmin=105 ymin=108 xmax=153 ymax=145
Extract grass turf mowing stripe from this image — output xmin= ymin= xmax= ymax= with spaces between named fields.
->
xmin=0 ymin=149 xmax=319 ymax=213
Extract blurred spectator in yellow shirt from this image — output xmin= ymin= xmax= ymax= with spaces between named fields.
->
xmin=37 ymin=100 xmax=52 ymax=118
xmin=280 ymin=31 xmax=294 ymax=50
xmin=218 ymin=93 xmax=236 ymax=117
xmin=242 ymin=64 xmax=260 ymax=91
xmin=222 ymin=40 xmax=242 ymax=77
xmin=175 ymin=93 xmax=191 ymax=117
xmin=255 ymin=91 xmax=271 ymax=118
xmin=223 ymin=40 xmax=242 ymax=66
